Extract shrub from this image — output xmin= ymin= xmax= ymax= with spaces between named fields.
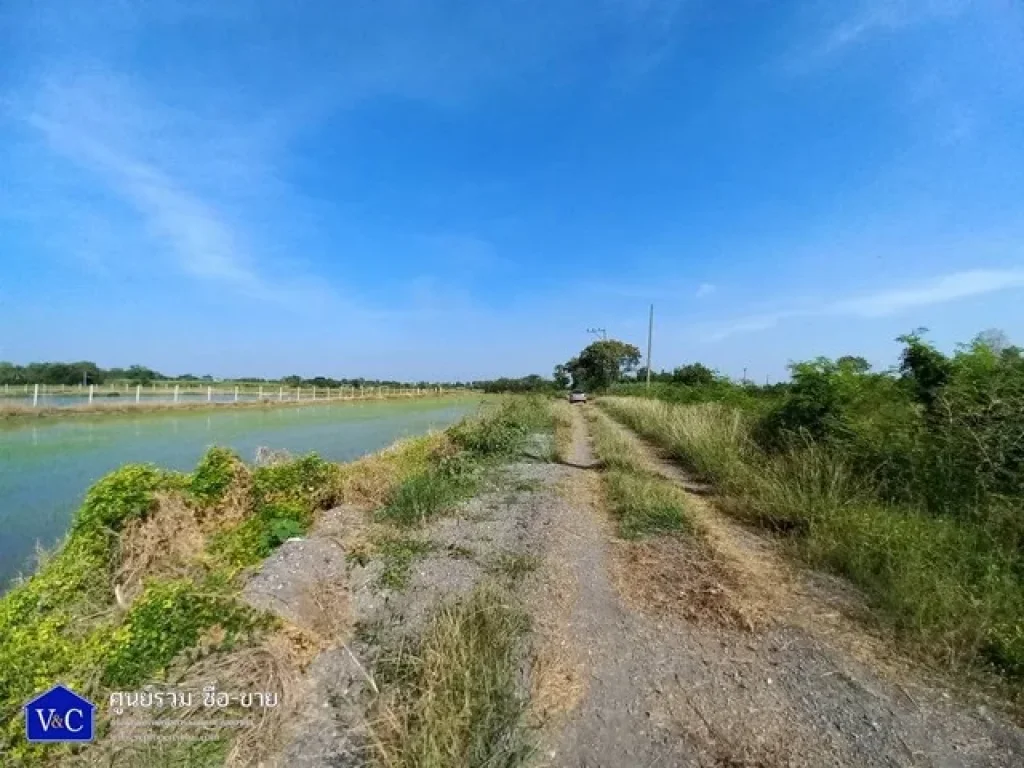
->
xmin=251 ymin=453 xmax=337 ymax=510
xmin=72 ymin=464 xmax=168 ymax=535
xmin=209 ymin=501 xmax=311 ymax=567
xmin=102 ymin=578 xmax=264 ymax=688
xmin=189 ymin=446 xmax=240 ymax=506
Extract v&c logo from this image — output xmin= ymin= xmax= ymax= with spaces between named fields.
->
xmin=24 ymin=684 xmax=95 ymax=743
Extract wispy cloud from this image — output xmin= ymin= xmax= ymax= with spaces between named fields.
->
xmin=834 ymin=269 xmax=1024 ymax=317
xmin=700 ymin=268 xmax=1024 ymax=342
xmin=18 ymin=72 xmax=334 ymax=309
xmin=810 ymin=0 xmax=969 ymax=60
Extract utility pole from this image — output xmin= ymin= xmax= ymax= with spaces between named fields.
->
xmin=646 ymin=304 xmax=654 ymax=391
xmin=742 ymin=367 xmax=748 ymax=384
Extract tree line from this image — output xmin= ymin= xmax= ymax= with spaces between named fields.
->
xmin=0 ymin=361 xmax=476 ymax=389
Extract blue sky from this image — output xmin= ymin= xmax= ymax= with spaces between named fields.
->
xmin=1 ymin=0 xmax=1023 ymax=382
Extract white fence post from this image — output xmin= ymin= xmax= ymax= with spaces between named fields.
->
xmin=33 ymin=383 xmax=39 ymax=407
xmin=258 ymin=385 xmax=263 ymax=400
xmin=278 ymin=386 xmax=284 ymax=401
xmin=296 ymin=387 xmax=301 ymax=401
xmin=312 ymin=386 xmax=316 ymax=400
xmin=88 ymin=384 xmax=94 ymax=405
xmin=234 ymin=386 xmax=239 ymax=402
xmin=174 ymin=384 xmax=180 ymax=403
xmin=208 ymin=386 xmax=212 ymax=402
xmin=136 ymin=384 xmax=141 ymax=403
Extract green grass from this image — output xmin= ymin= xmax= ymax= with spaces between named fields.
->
xmin=603 ymin=469 xmax=692 ymax=539
xmin=599 ymin=396 xmax=1024 ymax=680
xmin=372 ymin=581 xmax=532 ymax=768
xmin=379 ymin=396 xmax=557 ymax=527
xmin=587 ymin=406 xmax=693 ymax=539
xmin=378 ymin=468 xmax=477 ymax=527
xmin=377 ymin=537 xmax=436 ymax=590
xmin=586 ymin=406 xmax=648 ymax=474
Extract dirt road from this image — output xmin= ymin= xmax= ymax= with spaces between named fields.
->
xmin=528 ymin=405 xmax=1024 ymax=767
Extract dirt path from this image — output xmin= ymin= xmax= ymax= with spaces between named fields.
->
xmin=528 ymin=405 xmax=1024 ymax=768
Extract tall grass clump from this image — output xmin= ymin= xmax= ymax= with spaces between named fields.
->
xmin=372 ymin=582 xmax=532 ymax=768
xmin=381 ymin=396 xmax=555 ymax=527
xmin=587 ymin=407 xmax=693 ymax=539
xmin=600 ymin=398 xmax=750 ymax=491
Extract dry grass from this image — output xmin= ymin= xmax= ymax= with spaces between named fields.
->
xmin=585 ymin=406 xmax=651 ymax=474
xmin=611 ymin=536 xmax=757 ymax=631
xmin=334 ymin=433 xmax=449 ymax=509
xmin=527 ymin=518 xmax=586 ymax=726
xmin=115 ymin=494 xmax=210 ymax=605
xmin=589 ymin=404 xmax=771 ymax=630
xmin=370 ymin=581 xmax=532 ymax=768
xmin=550 ymin=399 xmax=574 ymax=464
xmin=115 ymin=462 xmax=253 ymax=604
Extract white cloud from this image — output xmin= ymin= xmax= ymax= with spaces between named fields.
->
xmin=20 ymin=72 xmax=335 ymax=309
xmin=695 ymin=282 xmax=716 ymax=298
xmin=834 ymin=269 xmax=1024 ymax=317
xmin=699 ymin=268 xmax=1024 ymax=342
xmin=813 ymin=0 xmax=969 ymax=59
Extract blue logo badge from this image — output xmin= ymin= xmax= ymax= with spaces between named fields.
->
xmin=24 ymin=684 xmax=95 ymax=743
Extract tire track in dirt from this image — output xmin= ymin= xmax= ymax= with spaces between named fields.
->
xmin=530 ymin=404 xmax=703 ymax=766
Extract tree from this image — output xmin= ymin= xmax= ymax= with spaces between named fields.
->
xmin=897 ymin=330 xmax=950 ymax=410
xmin=553 ymin=364 xmax=571 ymax=390
xmin=564 ymin=339 xmax=641 ymax=390
xmin=974 ymin=328 xmax=1011 ymax=355
xmin=836 ymin=355 xmax=871 ymax=374
xmin=671 ymin=363 xmax=716 ymax=386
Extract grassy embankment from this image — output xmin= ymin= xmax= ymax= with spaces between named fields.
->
xmin=0 ymin=395 xmax=554 ymax=766
xmin=599 ymin=396 xmax=1024 ymax=688
xmin=0 ymin=390 xmax=475 ymax=423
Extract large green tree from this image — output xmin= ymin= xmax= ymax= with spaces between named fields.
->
xmin=671 ymin=362 xmax=716 ymax=386
xmin=563 ymin=339 xmax=641 ymax=390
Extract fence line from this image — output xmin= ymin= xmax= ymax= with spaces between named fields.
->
xmin=2 ymin=382 xmax=455 ymax=409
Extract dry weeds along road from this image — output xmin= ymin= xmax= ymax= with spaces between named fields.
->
xmin=244 ymin=406 xmax=1023 ymax=768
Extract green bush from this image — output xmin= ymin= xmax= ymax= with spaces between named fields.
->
xmin=189 ymin=446 xmax=239 ymax=506
xmin=251 ymin=453 xmax=337 ymax=509
xmin=72 ymin=464 xmax=168 ymax=535
xmin=0 ymin=447 xmax=341 ymax=760
xmin=450 ymin=396 xmax=551 ymax=457
xmin=209 ymin=501 xmax=311 ymax=567
xmin=102 ymin=578 xmax=264 ymax=688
